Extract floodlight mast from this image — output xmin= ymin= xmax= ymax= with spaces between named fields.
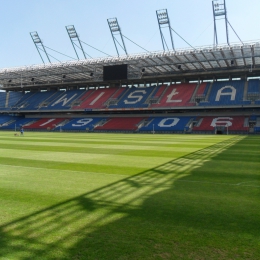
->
xmin=212 ymin=0 xmax=229 ymax=46
xmin=156 ymin=9 xmax=175 ymax=51
xmin=107 ymin=18 xmax=128 ymax=56
xmin=66 ymin=25 xmax=87 ymax=60
xmin=30 ymin=31 xmax=51 ymax=64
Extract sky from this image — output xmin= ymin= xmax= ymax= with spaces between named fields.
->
xmin=0 ymin=0 xmax=260 ymax=69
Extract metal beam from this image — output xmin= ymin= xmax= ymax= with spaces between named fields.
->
xmin=107 ymin=18 xmax=128 ymax=56
xmin=212 ymin=0 xmax=229 ymax=46
xmin=156 ymin=9 xmax=174 ymax=51
xmin=66 ymin=25 xmax=87 ymax=60
xmin=30 ymin=31 xmax=51 ymax=64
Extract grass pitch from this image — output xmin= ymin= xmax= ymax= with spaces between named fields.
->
xmin=0 ymin=132 xmax=259 ymax=260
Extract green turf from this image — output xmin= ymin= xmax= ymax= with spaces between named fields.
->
xmin=0 ymin=132 xmax=259 ymax=260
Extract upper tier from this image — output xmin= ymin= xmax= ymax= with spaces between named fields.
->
xmin=1 ymin=79 xmax=259 ymax=111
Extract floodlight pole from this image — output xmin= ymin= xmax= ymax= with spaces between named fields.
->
xmin=30 ymin=31 xmax=51 ymax=64
xmin=156 ymin=9 xmax=175 ymax=51
xmin=66 ymin=25 xmax=87 ymax=60
xmin=212 ymin=0 xmax=229 ymax=46
xmin=107 ymin=18 xmax=128 ymax=56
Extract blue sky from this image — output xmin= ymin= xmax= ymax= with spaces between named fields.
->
xmin=1 ymin=0 xmax=259 ymax=69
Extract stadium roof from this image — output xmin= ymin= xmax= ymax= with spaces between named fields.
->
xmin=1 ymin=41 xmax=260 ymax=90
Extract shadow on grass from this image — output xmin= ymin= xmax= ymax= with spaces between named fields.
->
xmin=0 ymin=136 xmax=259 ymax=259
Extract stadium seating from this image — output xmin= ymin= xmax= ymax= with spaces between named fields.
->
xmin=139 ymin=116 xmax=193 ymax=132
xmin=48 ymin=90 xmax=85 ymax=110
xmin=8 ymin=91 xmax=24 ymax=108
xmin=0 ymin=116 xmax=32 ymax=130
xmin=151 ymin=83 xmax=197 ymax=108
xmin=0 ymin=114 xmax=256 ymax=133
xmin=152 ymin=85 xmax=167 ymax=98
xmin=1 ymin=79 xmax=259 ymax=111
xmin=73 ymin=88 xmax=117 ymax=110
xmin=95 ymin=117 xmax=146 ymax=131
xmin=255 ymin=127 xmax=260 ymax=132
xmin=248 ymin=79 xmax=260 ymax=94
xmin=196 ymin=82 xmax=208 ymax=96
xmin=38 ymin=91 xmax=67 ymax=110
xmin=109 ymin=86 xmax=154 ymax=108
xmin=199 ymin=80 xmax=251 ymax=106
xmin=0 ymin=117 xmax=38 ymax=130
xmin=22 ymin=91 xmax=56 ymax=110
xmin=11 ymin=92 xmax=36 ymax=110
xmin=61 ymin=117 xmax=106 ymax=131
xmin=0 ymin=92 xmax=7 ymax=108
xmin=23 ymin=118 xmax=68 ymax=130
xmin=111 ymin=87 xmax=127 ymax=99
xmin=0 ymin=115 xmax=16 ymax=125
xmin=192 ymin=116 xmax=249 ymax=133
xmin=0 ymin=80 xmax=259 ymax=135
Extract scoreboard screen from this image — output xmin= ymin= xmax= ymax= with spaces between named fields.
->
xmin=103 ymin=64 xmax=128 ymax=81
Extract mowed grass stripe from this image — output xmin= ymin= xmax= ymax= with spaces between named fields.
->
xmin=0 ymin=157 xmax=145 ymax=175
xmin=1 ymin=132 xmax=234 ymax=146
xmin=0 ymin=137 xmax=220 ymax=147
xmin=0 ymin=138 xmax=217 ymax=149
xmin=0 ymin=149 xmax=175 ymax=169
xmin=0 ymin=142 xmax=204 ymax=158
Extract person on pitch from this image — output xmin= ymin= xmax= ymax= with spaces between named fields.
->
xmin=20 ymin=127 xmax=24 ymax=136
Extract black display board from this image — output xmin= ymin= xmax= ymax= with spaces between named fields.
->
xmin=103 ymin=64 xmax=128 ymax=81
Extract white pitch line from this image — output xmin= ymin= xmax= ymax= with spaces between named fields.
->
xmin=235 ymin=181 xmax=258 ymax=185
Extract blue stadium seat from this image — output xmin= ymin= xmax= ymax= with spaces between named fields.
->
xmin=0 ymin=92 xmax=7 ymax=108
xmin=0 ymin=115 xmax=16 ymax=125
xmin=109 ymin=87 xmax=153 ymax=108
xmin=11 ymin=92 xmax=35 ymax=110
xmin=248 ymin=79 xmax=260 ymax=94
xmin=0 ymin=117 xmax=38 ymax=130
xmin=199 ymin=80 xmax=250 ymax=106
xmin=22 ymin=91 xmax=56 ymax=110
xmin=254 ymin=127 xmax=260 ymax=133
xmin=8 ymin=91 xmax=24 ymax=108
xmin=139 ymin=116 xmax=192 ymax=132
xmin=47 ymin=90 xmax=86 ymax=110
xmin=61 ymin=117 xmax=106 ymax=131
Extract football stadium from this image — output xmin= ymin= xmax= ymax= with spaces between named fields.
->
xmin=0 ymin=1 xmax=260 ymax=259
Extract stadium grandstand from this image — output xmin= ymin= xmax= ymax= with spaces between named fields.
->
xmin=0 ymin=1 xmax=260 ymax=135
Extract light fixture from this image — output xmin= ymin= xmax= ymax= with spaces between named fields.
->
xmin=90 ymin=72 xmax=94 ymax=77
xmin=231 ymin=60 xmax=234 ymax=65
xmin=31 ymin=78 xmax=35 ymax=81
xmin=62 ymin=75 xmax=66 ymax=78
xmin=141 ymin=68 xmax=145 ymax=73
xmin=8 ymin=79 xmax=12 ymax=83
xmin=177 ymin=65 xmax=182 ymax=70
